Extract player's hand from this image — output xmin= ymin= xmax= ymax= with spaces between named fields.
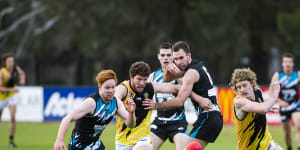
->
xmin=198 ymin=97 xmax=213 ymax=110
xmin=278 ymin=100 xmax=289 ymax=107
xmin=166 ymin=63 xmax=179 ymax=74
xmin=269 ymin=104 xmax=280 ymax=112
xmin=125 ymin=98 xmax=136 ymax=113
xmin=9 ymin=88 xmax=18 ymax=93
xmin=53 ymin=139 xmax=66 ymax=150
xmin=142 ymin=98 xmax=155 ymax=110
xmin=269 ymin=81 xmax=280 ymax=99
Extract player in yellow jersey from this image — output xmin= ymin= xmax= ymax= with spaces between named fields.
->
xmin=0 ymin=52 xmax=26 ymax=148
xmin=115 ymin=61 xmax=207 ymax=150
xmin=229 ymin=68 xmax=282 ymax=150
xmin=114 ymin=61 xmax=181 ymax=150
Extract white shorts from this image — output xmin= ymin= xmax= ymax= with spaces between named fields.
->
xmin=268 ymin=140 xmax=282 ymax=150
xmin=115 ymin=136 xmax=152 ymax=150
xmin=0 ymin=95 xmax=17 ymax=110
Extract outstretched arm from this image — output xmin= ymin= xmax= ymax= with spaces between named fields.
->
xmin=270 ymin=72 xmax=288 ymax=107
xmin=16 ymin=65 xmax=26 ymax=85
xmin=235 ymin=82 xmax=280 ymax=114
xmin=53 ymin=98 xmax=96 ymax=150
xmin=116 ymin=98 xmax=136 ymax=128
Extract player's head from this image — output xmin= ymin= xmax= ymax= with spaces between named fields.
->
xmin=2 ymin=52 xmax=15 ymax=69
xmin=157 ymin=42 xmax=173 ymax=69
xmin=229 ymin=68 xmax=258 ymax=99
xmin=172 ymin=41 xmax=191 ymax=71
xmin=96 ymin=70 xmax=118 ymax=101
xmin=281 ymin=52 xmax=294 ymax=73
xmin=185 ymin=142 xmax=202 ymax=150
xmin=129 ymin=61 xmax=151 ymax=92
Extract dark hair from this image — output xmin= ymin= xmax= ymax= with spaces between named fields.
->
xmin=282 ymin=52 xmax=294 ymax=60
xmin=2 ymin=52 xmax=15 ymax=68
xmin=129 ymin=61 xmax=151 ymax=78
xmin=159 ymin=42 xmax=172 ymax=49
xmin=172 ymin=41 xmax=190 ymax=53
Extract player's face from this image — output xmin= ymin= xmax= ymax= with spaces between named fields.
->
xmin=235 ymin=80 xmax=255 ymax=100
xmin=5 ymin=57 xmax=15 ymax=70
xmin=282 ymin=57 xmax=294 ymax=73
xmin=173 ymin=49 xmax=190 ymax=71
xmin=99 ymin=79 xmax=116 ymax=101
xmin=157 ymin=48 xmax=173 ymax=69
xmin=130 ymin=74 xmax=148 ymax=93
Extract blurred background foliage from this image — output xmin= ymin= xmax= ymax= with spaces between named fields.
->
xmin=1 ymin=0 xmax=300 ymax=86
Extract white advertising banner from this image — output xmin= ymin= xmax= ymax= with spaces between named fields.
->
xmin=1 ymin=86 xmax=43 ymax=122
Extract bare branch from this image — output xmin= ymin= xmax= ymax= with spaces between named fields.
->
xmin=0 ymin=7 xmax=44 ymax=39
xmin=34 ymin=16 xmax=59 ymax=35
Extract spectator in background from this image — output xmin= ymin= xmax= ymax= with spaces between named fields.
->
xmin=0 ymin=52 xmax=26 ymax=148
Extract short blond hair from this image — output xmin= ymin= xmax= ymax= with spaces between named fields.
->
xmin=96 ymin=70 xmax=117 ymax=86
xmin=229 ymin=68 xmax=258 ymax=93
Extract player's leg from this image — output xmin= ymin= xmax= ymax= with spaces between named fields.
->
xmin=132 ymin=136 xmax=152 ymax=150
xmin=170 ymin=120 xmax=190 ymax=150
xmin=189 ymin=111 xmax=223 ymax=149
xmin=173 ymin=133 xmax=191 ymax=150
xmin=0 ymin=109 xmax=2 ymax=121
xmin=0 ymin=99 xmax=9 ymax=121
xmin=282 ymin=120 xmax=292 ymax=150
xmin=151 ymin=121 xmax=168 ymax=150
xmin=8 ymin=96 xmax=17 ymax=147
xmin=292 ymin=112 xmax=300 ymax=149
xmin=150 ymin=132 xmax=164 ymax=150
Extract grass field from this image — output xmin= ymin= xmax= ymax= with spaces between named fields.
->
xmin=0 ymin=122 xmax=297 ymax=150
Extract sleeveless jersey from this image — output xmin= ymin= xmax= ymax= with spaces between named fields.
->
xmin=69 ymin=92 xmax=117 ymax=148
xmin=184 ymin=59 xmax=219 ymax=114
xmin=0 ymin=67 xmax=17 ymax=100
xmin=279 ymin=71 xmax=299 ymax=104
xmin=115 ymin=80 xmax=154 ymax=146
xmin=233 ymin=89 xmax=272 ymax=150
xmin=152 ymin=69 xmax=185 ymax=122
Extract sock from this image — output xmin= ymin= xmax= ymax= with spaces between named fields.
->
xmin=297 ymin=147 xmax=300 ymax=150
xmin=9 ymin=136 xmax=14 ymax=143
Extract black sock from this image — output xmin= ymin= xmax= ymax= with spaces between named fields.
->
xmin=9 ymin=136 xmax=14 ymax=143
xmin=297 ymin=147 xmax=300 ymax=150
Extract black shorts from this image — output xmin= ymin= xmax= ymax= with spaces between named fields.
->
xmin=279 ymin=101 xmax=300 ymax=122
xmin=69 ymin=139 xmax=106 ymax=150
xmin=151 ymin=119 xmax=188 ymax=143
xmin=189 ymin=111 xmax=223 ymax=143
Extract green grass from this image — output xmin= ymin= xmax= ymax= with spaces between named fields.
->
xmin=0 ymin=122 xmax=297 ymax=150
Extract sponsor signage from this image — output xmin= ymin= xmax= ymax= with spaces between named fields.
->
xmin=1 ymin=86 xmax=44 ymax=122
xmin=43 ymin=87 xmax=97 ymax=121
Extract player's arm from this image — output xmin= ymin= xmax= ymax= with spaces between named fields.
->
xmin=116 ymin=98 xmax=136 ymax=128
xmin=147 ymin=72 xmax=154 ymax=82
xmin=235 ymin=82 xmax=280 ymax=114
xmin=151 ymin=82 xmax=180 ymax=94
xmin=54 ymin=98 xmax=96 ymax=150
xmin=270 ymin=72 xmax=288 ymax=107
xmin=163 ymin=63 xmax=184 ymax=82
xmin=16 ymin=65 xmax=26 ymax=85
xmin=0 ymin=71 xmax=18 ymax=93
xmin=114 ymin=84 xmax=127 ymax=100
xmin=144 ymin=69 xmax=199 ymax=110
